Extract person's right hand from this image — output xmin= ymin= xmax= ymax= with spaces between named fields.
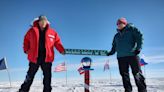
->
xmin=24 ymin=51 xmax=28 ymax=54
xmin=61 ymin=51 xmax=65 ymax=55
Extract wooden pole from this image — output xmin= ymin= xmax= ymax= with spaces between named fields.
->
xmin=65 ymin=61 xmax=67 ymax=86
xmin=5 ymin=57 xmax=12 ymax=87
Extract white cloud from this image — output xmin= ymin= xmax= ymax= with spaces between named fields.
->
xmin=65 ymin=56 xmax=118 ymax=71
xmin=9 ymin=68 xmax=27 ymax=72
xmin=142 ymin=54 xmax=164 ymax=64
xmin=9 ymin=67 xmax=43 ymax=73
xmin=143 ymin=47 xmax=164 ymax=51
xmin=145 ymin=69 xmax=164 ymax=78
xmin=8 ymin=54 xmax=164 ymax=73
xmin=92 ymin=57 xmax=118 ymax=67
xmin=65 ymin=53 xmax=164 ymax=71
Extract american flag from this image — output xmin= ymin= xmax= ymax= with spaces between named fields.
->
xmin=54 ymin=62 xmax=66 ymax=72
xmin=78 ymin=67 xmax=84 ymax=75
xmin=104 ymin=60 xmax=110 ymax=71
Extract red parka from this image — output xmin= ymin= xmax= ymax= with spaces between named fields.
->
xmin=23 ymin=20 xmax=65 ymax=63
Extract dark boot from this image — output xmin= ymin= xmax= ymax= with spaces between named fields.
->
xmin=134 ymin=72 xmax=147 ymax=92
xmin=122 ymin=72 xmax=132 ymax=92
xmin=41 ymin=62 xmax=52 ymax=92
xmin=19 ymin=63 xmax=39 ymax=92
xmin=128 ymin=56 xmax=147 ymax=92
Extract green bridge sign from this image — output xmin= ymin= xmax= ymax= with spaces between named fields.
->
xmin=64 ymin=49 xmax=109 ymax=56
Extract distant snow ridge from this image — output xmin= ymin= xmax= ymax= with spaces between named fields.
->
xmin=0 ymin=78 xmax=163 ymax=92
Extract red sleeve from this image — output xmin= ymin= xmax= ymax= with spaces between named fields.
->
xmin=54 ymin=32 xmax=65 ymax=53
xmin=23 ymin=30 xmax=30 ymax=53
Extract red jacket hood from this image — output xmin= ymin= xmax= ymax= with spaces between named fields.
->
xmin=32 ymin=19 xmax=50 ymax=29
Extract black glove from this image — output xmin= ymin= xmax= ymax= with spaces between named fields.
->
xmin=107 ymin=52 xmax=112 ymax=56
xmin=134 ymin=49 xmax=140 ymax=55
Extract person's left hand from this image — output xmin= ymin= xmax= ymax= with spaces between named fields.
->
xmin=134 ymin=49 xmax=140 ymax=55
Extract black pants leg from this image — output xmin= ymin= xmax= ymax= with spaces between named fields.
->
xmin=19 ymin=63 xmax=39 ymax=92
xmin=118 ymin=57 xmax=132 ymax=92
xmin=129 ymin=56 xmax=147 ymax=92
xmin=40 ymin=61 xmax=52 ymax=92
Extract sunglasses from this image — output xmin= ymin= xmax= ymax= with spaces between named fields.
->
xmin=117 ymin=22 xmax=125 ymax=26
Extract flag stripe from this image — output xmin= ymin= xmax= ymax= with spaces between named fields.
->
xmin=78 ymin=67 xmax=84 ymax=75
xmin=54 ymin=62 xmax=66 ymax=72
xmin=139 ymin=58 xmax=148 ymax=66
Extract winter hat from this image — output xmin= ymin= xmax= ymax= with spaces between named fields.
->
xmin=117 ymin=17 xmax=128 ymax=25
xmin=38 ymin=15 xmax=47 ymax=21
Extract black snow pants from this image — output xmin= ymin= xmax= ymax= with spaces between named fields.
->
xmin=19 ymin=54 xmax=52 ymax=92
xmin=117 ymin=56 xmax=147 ymax=92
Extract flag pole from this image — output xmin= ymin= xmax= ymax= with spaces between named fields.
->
xmin=144 ymin=65 xmax=146 ymax=78
xmin=5 ymin=57 xmax=12 ymax=87
xmin=144 ymin=65 xmax=147 ymax=83
xmin=109 ymin=69 xmax=112 ymax=84
xmin=65 ymin=61 xmax=67 ymax=86
xmin=107 ymin=60 xmax=111 ymax=84
xmin=66 ymin=68 xmax=67 ymax=86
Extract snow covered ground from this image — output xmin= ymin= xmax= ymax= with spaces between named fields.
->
xmin=0 ymin=78 xmax=164 ymax=92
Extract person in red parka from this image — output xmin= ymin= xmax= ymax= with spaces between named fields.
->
xmin=19 ymin=15 xmax=65 ymax=92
